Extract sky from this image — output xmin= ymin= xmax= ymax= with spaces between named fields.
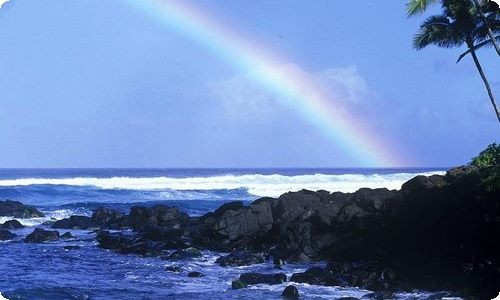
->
xmin=0 ymin=0 xmax=498 ymax=168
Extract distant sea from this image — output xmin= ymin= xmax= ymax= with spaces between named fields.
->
xmin=0 ymin=168 xmax=447 ymax=300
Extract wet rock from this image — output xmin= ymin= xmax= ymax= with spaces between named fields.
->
xmin=290 ymin=266 xmax=339 ymax=286
xmin=0 ymin=200 xmax=44 ymax=218
xmin=60 ymin=232 xmax=74 ymax=239
xmin=1 ymin=219 xmax=24 ymax=229
xmin=238 ymin=272 xmax=287 ymax=285
xmin=25 ymin=228 xmax=60 ymax=243
xmin=96 ymin=230 xmax=167 ymax=256
xmin=129 ymin=205 xmax=189 ymax=232
xmin=91 ymin=207 xmax=128 ymax=229
xmin=281 ymin=285 xmax=300 ymax=299
xmin=0 ymin=229 xmax=16 ymax=240
xmin=187 ymin=271 xmax=203 ymax=277
xmin=140 ymin=225 xmax=184 ymax=242
xmin=165 ymin=265 xmax=183 ymax=273
xmin=216 ymin=250 xmax=265 ymax=267
xmin=274 ymin=257 xmax=285 ymax=269
xmin=231 ymin=280 xmax=247 ymax=290
xmin=164 ymin=247 xmax=202 ymax=260
xmin=52 ymin=216 xmax=94 ymax=230
xmin=195 ymin=200 xmax=274 ymax=251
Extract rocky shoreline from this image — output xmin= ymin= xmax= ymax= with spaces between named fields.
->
xmin=1 ymin=163 xmax=499 ymax=300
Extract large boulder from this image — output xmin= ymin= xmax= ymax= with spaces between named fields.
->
xmin=195 ymin=200 xmax=274 ymax=251
xmin=25 ymin=228 xmax=60 ymax=243
xmin=1 ymin=219 xmax=24 ymax=229
xmin=238 ymin=272 xmax=287 ymax=285
xmin=216 ymin=250 xmax=266 ymax=267
xmin=0 ymin=229 xmax=16 ymax=240
xmin=129 ymin=205 xmax=189 ymax=231
xmin=91 ymin=207 xmax=128 ymax=229
xmin=163 ymin=247 xmax=202 ymax=260
xmin=290 ymin=266 xmax=340 ymax=286
xmin=96 ymin=230 xmax=167 ymax=256
xmin=187 ymin=271 xmax=203 ymax=278
xmin=52 ymin=216 xmax=94 ymax=229
xmin=0 ymin=200 xmax=44 ymax=218
xmin=281 ymin=285 xmax=300 ymax=299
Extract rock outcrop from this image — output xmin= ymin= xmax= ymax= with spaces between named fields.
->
xmin=0 ymin=200 xmax=44 ymax=218
xmin=91 ymin=163 xmax=500 ymax=299
xmin=52 ymin=216 xmax=94 ymax=229
xmin=91 ymin=207 xmax=128 ymax=229
xmin=0 ymin=229 xmax=16 ymax=241
xmin=25 ymin=228 xmax=60 ymax=243
xmin=1 ymin=220 xmax=24 ymax=229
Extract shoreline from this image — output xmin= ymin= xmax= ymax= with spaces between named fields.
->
xmin=0 ymin=164 xmax=499 ymax=299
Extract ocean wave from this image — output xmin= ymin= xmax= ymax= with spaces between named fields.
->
xmin=0 ymin=172 xmax=445 ymax=197
xmin=0 ymin=209 xmax=75 ymax=227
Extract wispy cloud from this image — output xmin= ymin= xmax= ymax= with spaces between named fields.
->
xmin=207 ymin=64 xmax=376 ymax=121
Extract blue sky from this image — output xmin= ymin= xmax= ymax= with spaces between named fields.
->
xmin=0 ymin=0 xmax=498 ymax=168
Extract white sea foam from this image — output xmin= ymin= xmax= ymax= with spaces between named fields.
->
xmin=0 ymin=209 xmax=74 ymax=227
xmin=0 ymin=172 xmax=445 ymax=197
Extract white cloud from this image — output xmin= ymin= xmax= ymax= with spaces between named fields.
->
xmin=207 ymin=64 xmax=376 ymax=120
xmin=0 ymin=0 xmax=9 ymax=8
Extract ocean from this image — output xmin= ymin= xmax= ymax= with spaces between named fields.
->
xmin=0 ymin=168 xmax=446 ymax=300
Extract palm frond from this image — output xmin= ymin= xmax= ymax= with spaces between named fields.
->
xmin=407 ymin=0 xmax=440 ymax=16
xmin=413 ymin=15 xmax=464 ymax=49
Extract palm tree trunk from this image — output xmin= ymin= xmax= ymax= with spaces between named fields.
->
xmin=467 ymin=40 xmax=500 ymax=122
xmin=472 ymin=0 xmax=500 ymax=56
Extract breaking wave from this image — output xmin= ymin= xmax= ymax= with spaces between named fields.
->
xmin=0 ymin=172 xmax=445 ymax=198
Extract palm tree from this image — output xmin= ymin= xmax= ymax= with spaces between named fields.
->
xmin=407 ymin=0 xmax=500 ymax=55
xmin=413 ymin=0 xmax=500 ymax=122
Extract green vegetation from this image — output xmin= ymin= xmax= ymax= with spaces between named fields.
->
xmin=471 ymin=143 xmax=499 ymax=167
xmin=470 ymin=143 xmax=499 ymax=192
xmin=407 ymin=0 xmax=500 ymax=122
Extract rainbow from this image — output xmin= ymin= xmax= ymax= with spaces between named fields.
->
xmin=122 ymin=0 xmax=404 ymax=167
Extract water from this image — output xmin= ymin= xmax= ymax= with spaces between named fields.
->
xmin=0 ymin=168 xmax=446 ymax=300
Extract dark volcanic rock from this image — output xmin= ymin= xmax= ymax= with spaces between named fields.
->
xmin=281 ymin=285 xmax=299 ymax=299
xmin=94 ymin=159 xmax=500 ymax=299
xmin=231 ymin=280 xmax=247 ymax=290
xmin=165 ymin=265 xmax=183 ymax=273
xmin=129 ymin=205 xmax=189 ymax=232
xmin=96 ymin=230 xmax=167 ymax=256
xmin=290 ymin=266 xmax=340 ymax=286
xmin=140 ymin=225 xmax=184 ymax=243
xmin=194 ymin=200 xmax=274 ymax=251
xmin=52 ymin=216 xmax=94 ymax=229
xmin=238 ymin=272 xmax=287 ymax=285
xmin=91 ymin=207 xmax=128 ymax=229
xmin=164 ymin=247 xmax=202 ymax=260
xmin=25 ymin=228 xmax=60 ymax=243
xmin=0 ymin=200 xmax=44 ymax=218
xmin=216 ymin=250 xmax=266 ymax=267
xmin=1 ymin=219 xmax=24 ymax=229
xmin=0 ymin=229 xmax=16 ymax=240
xmin=187 ymin=271 xmax=203 ymax=278
xmin=60 ymin=232 xmax=74 ymax=239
